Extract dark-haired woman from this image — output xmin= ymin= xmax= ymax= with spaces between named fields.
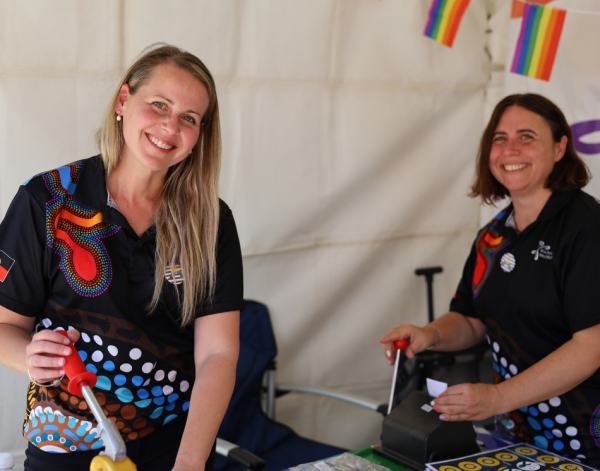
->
xmin=0 ymin=45 xmax=243 ymax=471
xmin=381 ymin=94 xmax=600 ymax=465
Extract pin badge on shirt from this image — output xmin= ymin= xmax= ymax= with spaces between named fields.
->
xmin=165 ymin=264 xmax=184 ymax=285
xmin=500 ymin=253 xmax=516 ymax=273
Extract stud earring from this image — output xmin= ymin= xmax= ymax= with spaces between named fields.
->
xmin=116 ymin=111 xmax=121 ymax=122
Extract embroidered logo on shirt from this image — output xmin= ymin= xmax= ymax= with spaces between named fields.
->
xmin=532 ymin=241 xmax=553 ymax=260
xmin=0 ymin=250 xmax=15 ymax=282
xmin=165 ymin=265 xmax=184 ymax=285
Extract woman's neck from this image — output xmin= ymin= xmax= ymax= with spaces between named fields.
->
xmin=106 ymin=153 xmax=166 ymax=205
xmin=105 ymin=153 xmax=168 ymax=237
xmin=512 ymin=188 xmax=552 ymax=233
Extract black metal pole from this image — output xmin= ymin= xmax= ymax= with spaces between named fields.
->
xmin=414 ymin=267 xmax=443 ymax=323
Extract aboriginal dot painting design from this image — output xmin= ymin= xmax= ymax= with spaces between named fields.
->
xmin=485 ymin=319 xmax=592 ymax=464
xmin=43 ymin=163 xmax=120 ymax=297
xmin=24 ymin=301 xmax=195 ymax=453
xmin=24 ymin=402 xmax=104 ymax=453
xmin=473 ymin=207 xmax=511 ymax=298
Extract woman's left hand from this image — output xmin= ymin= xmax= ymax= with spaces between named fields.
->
xmin=432 ymin=383 xmax=503 ymax=422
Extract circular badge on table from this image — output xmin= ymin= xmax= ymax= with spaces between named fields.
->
xmin=500 ymin=253 xmax=516 ymax=273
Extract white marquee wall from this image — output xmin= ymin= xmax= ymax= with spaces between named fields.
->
xmin=0 ymin=0 xmax=570 ymax=464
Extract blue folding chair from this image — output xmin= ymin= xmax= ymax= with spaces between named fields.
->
xmin=215 ymin=301 xmax=384 ymax=471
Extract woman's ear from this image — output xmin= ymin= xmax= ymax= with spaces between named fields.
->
xmin=115 ymin=83 xmax=131 ymax=115
xmin=555 ymin=135 xmax=568 ymax=162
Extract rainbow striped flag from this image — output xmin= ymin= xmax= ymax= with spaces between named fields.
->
xmin=424 ymin=0 xmax=472 ymax=48
xmin=510 ymin=3 xmax=566 ymax=81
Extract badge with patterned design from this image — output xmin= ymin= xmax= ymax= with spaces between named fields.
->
xmin=165 ymin=264 xmax=184 ymax=285
xmin=500 ymin=253 xmax=516 ymax=273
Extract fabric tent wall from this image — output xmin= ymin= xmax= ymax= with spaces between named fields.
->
xmin=0 ymin=0 xmax=512 ymax=462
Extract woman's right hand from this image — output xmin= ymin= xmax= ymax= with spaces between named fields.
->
xmin=380 ymin=324 xmax=438 ymax=363
xmin=26 ymin=329 xmax=80 ymax=383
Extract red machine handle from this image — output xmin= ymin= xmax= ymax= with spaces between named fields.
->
xmin=394 ymin=339 xmax=407 ymax=350
xmin=56 ymin=330 xmax=97 ymax=396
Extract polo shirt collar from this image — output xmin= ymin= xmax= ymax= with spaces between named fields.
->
xmin=72 ymin=155 xmax=108 ymax=212
xmin=72 ymin=155 xmax=132 ymax=230
xmin=501 ymin=190 xmax=575 ymax=235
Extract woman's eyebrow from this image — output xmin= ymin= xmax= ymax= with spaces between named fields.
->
xmin=155 ymin=94 xmax=202 ymax=116
xmin=516 ymin=128 xmax=537 ymax=134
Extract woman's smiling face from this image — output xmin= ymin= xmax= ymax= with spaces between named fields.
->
xmin=489 ymin=105 xmax=567 ymax=200
xmin=116 ymin=62 xmax=210 ymax=174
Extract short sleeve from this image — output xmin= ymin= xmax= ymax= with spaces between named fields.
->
xmin=449 ymin=241 xmax=478 ymax=318
xmin=196 ymin=200 xmax=244 ymax=317
xmin=560 ymin=222 xmax=600 ymax=333
xmin=0 ymin=185 xmax=48 ymax=316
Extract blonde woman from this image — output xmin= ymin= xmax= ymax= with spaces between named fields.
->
xmin=0 ymin=45 xmax=243 ymax=471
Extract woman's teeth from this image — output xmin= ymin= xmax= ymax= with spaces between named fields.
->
xmin=504 ymin=164 xmax=526 ymax=171
xmin=148 ymin=135 xmax=174 ymax=150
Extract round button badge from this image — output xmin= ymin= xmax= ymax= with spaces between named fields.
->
xmin=500 ymin=253 xmax=516 ymax=273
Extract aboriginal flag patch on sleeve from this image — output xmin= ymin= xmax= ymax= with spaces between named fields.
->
xmin=0 ymin=250 xmax=15 ymax=282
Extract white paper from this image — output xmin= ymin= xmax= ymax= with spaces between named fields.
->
xmin=426 ymin=378 xmax=448 ymax=398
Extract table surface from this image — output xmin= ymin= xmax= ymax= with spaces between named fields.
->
xmin=349 ymin=446 xmax=411 ymax=471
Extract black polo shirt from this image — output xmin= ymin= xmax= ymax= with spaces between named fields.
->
xmin=451 ymin=190 xmax=600 ymax=466
xmin=0 ymin=155 xmax=244 ymax=453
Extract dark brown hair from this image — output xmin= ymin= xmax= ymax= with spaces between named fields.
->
xmin=471 ymin=93 xmax=590 ymax=204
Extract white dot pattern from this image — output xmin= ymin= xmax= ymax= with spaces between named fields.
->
xmin=571 ymin=440 xmax=581 ymax=450
xmin=142 ymin=363 xmax=154 ymax=374
xmin=129 ymin=348 xmax=142 ymax=360
xmin=538 ymin=403 xmax=549 ymax=413
xmin=500 ymin=357 xmax=507 ymax=367
xmin=509 ymin=364 xmax=518 ymax=375
xmin=42 ymin=319 xmax=52 ymax=328
xmin=143 ymin=378 xmax=151 ymax=386
xmin=107 ymin=345 xmax=118 ymax=356
xmin=91 ymin=351 xmax=103 ymax=362
xmin=168 ymin=371 xmax=177 ymax=382
xmin=556 ymin=414 xmax=567 ymax=424
xmin=180 ymin=381 xmax=190 ymax=392
xmin=93 ymin=335 xmax=103 ymax=345
xmin=155 ymin=370 xmax=165 ymax=381
xmin=81 ymin=333 xmax=90 ymax=343
xmin=163 ymin=385 xmax=174 ymax=395
xmin=566 ymin=426 xmax=577 ymax=437
xmin=549 ymin=397 xmax=561 ymax=407
xmin=552 ymin=429 xmax=563 ymax=437
xmin=120 ymin=364 xmax=132 ymax=373
xmin=493 ymin=342 xmax=500 ymax=352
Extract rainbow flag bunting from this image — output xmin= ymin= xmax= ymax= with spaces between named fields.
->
xmin=424 ymin=0 xmax=472 ymax=48
xmin=510 ymin=3 xmax=566 ymax=81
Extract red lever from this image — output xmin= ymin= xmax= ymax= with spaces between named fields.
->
xmin=56 ymin=330 xmax=97 ymax=396
xmin=394 ymin=339 xmax=407 ymax=350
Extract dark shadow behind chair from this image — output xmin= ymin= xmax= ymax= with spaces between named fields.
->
xmin=214 ymin=300 xmax=347 ymax=471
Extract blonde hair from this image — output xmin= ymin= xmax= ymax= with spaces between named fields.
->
xmin=96 ymin=44 xmax=221 ymax=327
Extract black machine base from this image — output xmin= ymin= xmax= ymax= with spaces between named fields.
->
xmin=374 ymin=390 xmax=480 ymax=470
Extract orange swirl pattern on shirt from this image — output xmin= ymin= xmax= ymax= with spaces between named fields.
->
xmin=43 ymin=163 xmax=120 ymax=296
xmin=472 ymin=209 xmax=511 ymax=298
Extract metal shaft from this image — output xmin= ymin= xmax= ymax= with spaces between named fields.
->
xmin=387 ymin=349 xmax=401 ymax=415
xmin=81 ymin=384 xmax=107 ymax=423
xmin=81 ymin=383 xmax=127 ymax=463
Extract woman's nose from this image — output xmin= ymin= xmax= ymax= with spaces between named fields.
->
xmin=161 ymin=113 xmax=180 ymax=135
xmin=505 ymin=139 xmax=520 ymax=155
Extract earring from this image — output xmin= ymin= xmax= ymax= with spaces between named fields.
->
xmin=116 ymin=111 xmax=121 ymax=122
